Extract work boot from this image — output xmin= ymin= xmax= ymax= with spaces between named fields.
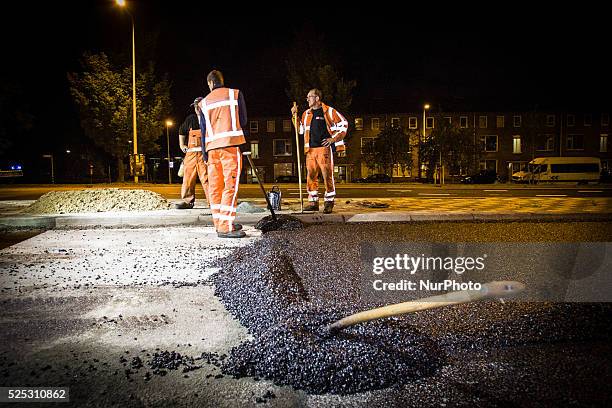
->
xmin=304 ymin=202 xmax=319 ymax=212
xmin=174 ymin=202 xmax=194 ymax=209
xmin=323 ymin=201 xmax=334 ymax=214
xmin=217 ymin=230 xmax=246 ymax=239
xmin=232 ymin=223 xmax=243 ymax=231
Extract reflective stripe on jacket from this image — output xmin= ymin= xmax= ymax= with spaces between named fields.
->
xmin=297 ymin=103 xmax=348 ymax=153
xmin=200 ymin=87 xmax=246 ymax=151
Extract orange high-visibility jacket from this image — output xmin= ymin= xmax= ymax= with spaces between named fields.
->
xmin=297 ymin=103 xmax=348 ymax=154
xmin=187 ymin=128 xmax=202 ymax=148
xmin=199 ymin=87 xmax=246 ymax=151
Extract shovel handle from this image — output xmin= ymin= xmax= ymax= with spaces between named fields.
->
xmin=328 ymin=280 xmax=525 ymax=331
xmin=243 ymin=151 xmax=277 ymax=221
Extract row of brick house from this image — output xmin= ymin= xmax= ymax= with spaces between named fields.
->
xmin=242 ymin=111 xmax=611 ymax=184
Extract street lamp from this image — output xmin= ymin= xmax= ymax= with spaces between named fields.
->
xmin=165 ymin=120 xmax=173 ymax=184
xmin=115 ymin=0 xmax=139 ymax=183
xmin=419 ymin=103 xmax=430 ymax=180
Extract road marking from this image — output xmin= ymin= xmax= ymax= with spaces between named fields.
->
xmin=388 ymin=189 xmax=413 ymax=192
xmin=536 ymin=194 xmax=567 ymax=197
xmin=418 ymin=193 xmax=452 ymax=196
xmin=578 ymin=190 xmax=603 ymax=193
xmin=484 ymin=189 xmax=508 ymax=192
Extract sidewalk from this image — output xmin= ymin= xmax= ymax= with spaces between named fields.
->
xmin=1 ymin=196 xmax=611 ymax=229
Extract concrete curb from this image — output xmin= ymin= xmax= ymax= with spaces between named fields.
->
xmin=1 ymin=211 xmax=611 ymax=230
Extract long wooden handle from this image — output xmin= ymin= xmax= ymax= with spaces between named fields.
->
xmin=293 ymin=102 xmax=303 ymax=212
xmin=327 ymin=281 xmax=525 ymax=331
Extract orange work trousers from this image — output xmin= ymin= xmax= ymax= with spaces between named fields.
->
xmin=306 ymin=146 xmax=336 ymax=203
xmin=180 ymin=150 xmax=209 ymax=206
xmin=207 ymin=146 xmax=242 ymax=233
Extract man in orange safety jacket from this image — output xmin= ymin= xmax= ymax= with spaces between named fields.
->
xmin=197 ymin=70 xmax=248 ymax=238
xmin=291 ymin=88 xmax=348 ymax=213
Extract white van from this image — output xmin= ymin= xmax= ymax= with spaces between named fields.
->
xmin=512 ymin=157 xmax=601 ymax=184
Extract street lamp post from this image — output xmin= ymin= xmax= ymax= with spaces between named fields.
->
xmin=42 ymin=154 xmax=54 ymax=184
xmin=116 ymin=0 xmax=139 ymax=184
xmin=166 ymin=120 xmax=173 ymax=184
xmin=419 ymin=103 xmax=430 ymax=180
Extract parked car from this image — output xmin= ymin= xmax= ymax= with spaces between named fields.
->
xmin=460 ymin=170 xmax=498 ymax=184
xmin=274 ymin=175 xmax=305 ymax=183
xmin=354 ymin=173 xmax=391 ymax=183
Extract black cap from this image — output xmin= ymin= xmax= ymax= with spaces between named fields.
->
xmin=190 ymin=97 xmax=203 ymax=107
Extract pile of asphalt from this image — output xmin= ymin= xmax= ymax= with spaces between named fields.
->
xmin=212 ymin=222 xmax=612 ymax=399
xmin=22 ymin=189 xmax=170 ymax=214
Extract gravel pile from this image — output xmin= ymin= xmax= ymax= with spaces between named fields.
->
xmin=212 ymin=223 xmax=612 ymax=398
xmin=22 ymin=189 xmax=170 ymax=214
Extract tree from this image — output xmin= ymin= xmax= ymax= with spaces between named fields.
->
xmin=419 ymin=119 xmax=481 ymax=181
xmin=362 ymin=125 xmax=413 ymax=182
xmin=285 ymin=24 xmax=356 ymax=114
xmin=68 ymin=52 xmax=171 ymax=182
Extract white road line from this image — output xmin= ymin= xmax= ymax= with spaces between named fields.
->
xmin=388 ymin=189 xmax=413 ymax=192
xmin=484 ymin=189 xmax=508 ymax=192
xmin=418 ymin=193 xmax=452 ymax=196
xmin=536 ymin=194 xmax=567 ymax=197
xmin=578 ymin=190 xmax=603 ymax=193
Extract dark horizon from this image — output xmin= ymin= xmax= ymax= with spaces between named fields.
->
xmin=1 ymin=2 xmax=610 ymax=161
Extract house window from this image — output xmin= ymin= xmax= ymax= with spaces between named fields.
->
xmin=250 ymin=121 xmax=259 ymax=133
xmin=391 ymin=117 xmax=400 ymax=128
xmin=513 ymin=135 xmax=522 ymax=154
xmin=361 ymin=137 xmax=375 ymax=154
xmin=250 ymin=141 xmax=259 ymax=159
xmin=546 ymin=114 xmax=555 ymax=127
xmin=283 ymin=120 xmax=291 ymax=132
xmin=567 ymin=114 xmax=575 ymax=127
xmin=601 ymin=134 xmax=608 ymax=152
xmin=481 ymin=135 xmax=498 ymax=152
xmin=537 ymin=134 xmax=555 ymax=151
xmin=459 ymin=116 xmax=468 ymax=128
xmin=267 ymin=120 xmax=275 ymax=132
xmin=479 ymin=159 xmax=497 ymax=172
xmin=566 ymin=134 xmax=584 ymax=150
xmin=444 ymin=116 xmax=452 ymax=125
xmin=273 ymin=139 xmax=292 ymax=156
xmin=426 ymin=117 xmax=434 ymax=129
xmin=479 ymin=116 xmax=488 ymax=128
xmin=496 ymin=116 xmax=504 ymax=128
xmin=513 ymin=115 xmax=522 ymax=127
xmin=584 ymin=114 xmax=592 ymax=126
xmin=274 ymin=163 xmax=293 ymax=179
xmin=392 ymin=164 xmax=411 ymax=177
xmin=355 ymin=118 xmax=363 ymax=131
xmin=409 ymin=117 xmax=418 ymax=129
xmin=602 ymin=113 xmax=610 ymax=127
xmin=371 ymin=118 xmax=380 ymax=130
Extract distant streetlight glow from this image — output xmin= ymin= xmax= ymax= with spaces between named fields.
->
xmin=166 ymin=120 xmax=173 ymax=127
xmin=116 ymin=0 xmax=126 ymax=7
xmin=66 ymin=150 xmax=71 ymax=154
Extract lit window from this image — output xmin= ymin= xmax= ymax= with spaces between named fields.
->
xmin=496 ymin=116 xmax=504 ymax=128
xmin=267 ymin=120 xmax=275 ymax=132
xmin=371 ymin=118 xmax=380 ymax=130
xmin=479 ymin=116 xmax=488 ymax=128
xmin=250 ymin=142 xmax=259 ymax=159
xmin=355 ymin=118 xmax=363 ymax=131
xmin=391 ymin=117 xmax=400 ymax=128
xmin=513 ymin=135 xmax=522 ymax=154
xmin=409 ymin=117 xmax=418 ymax=129
xmin=601 ymin=134 xmax=608 ymax=152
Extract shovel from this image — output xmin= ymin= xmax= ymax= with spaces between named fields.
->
xmin=326 ymin=280 xmax=525 ymax=333
xmin=243 ymin=151 xmax=277 ymax=222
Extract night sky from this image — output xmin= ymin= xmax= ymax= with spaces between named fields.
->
xmin=1 ymin=2 xmax=610 ymax=160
